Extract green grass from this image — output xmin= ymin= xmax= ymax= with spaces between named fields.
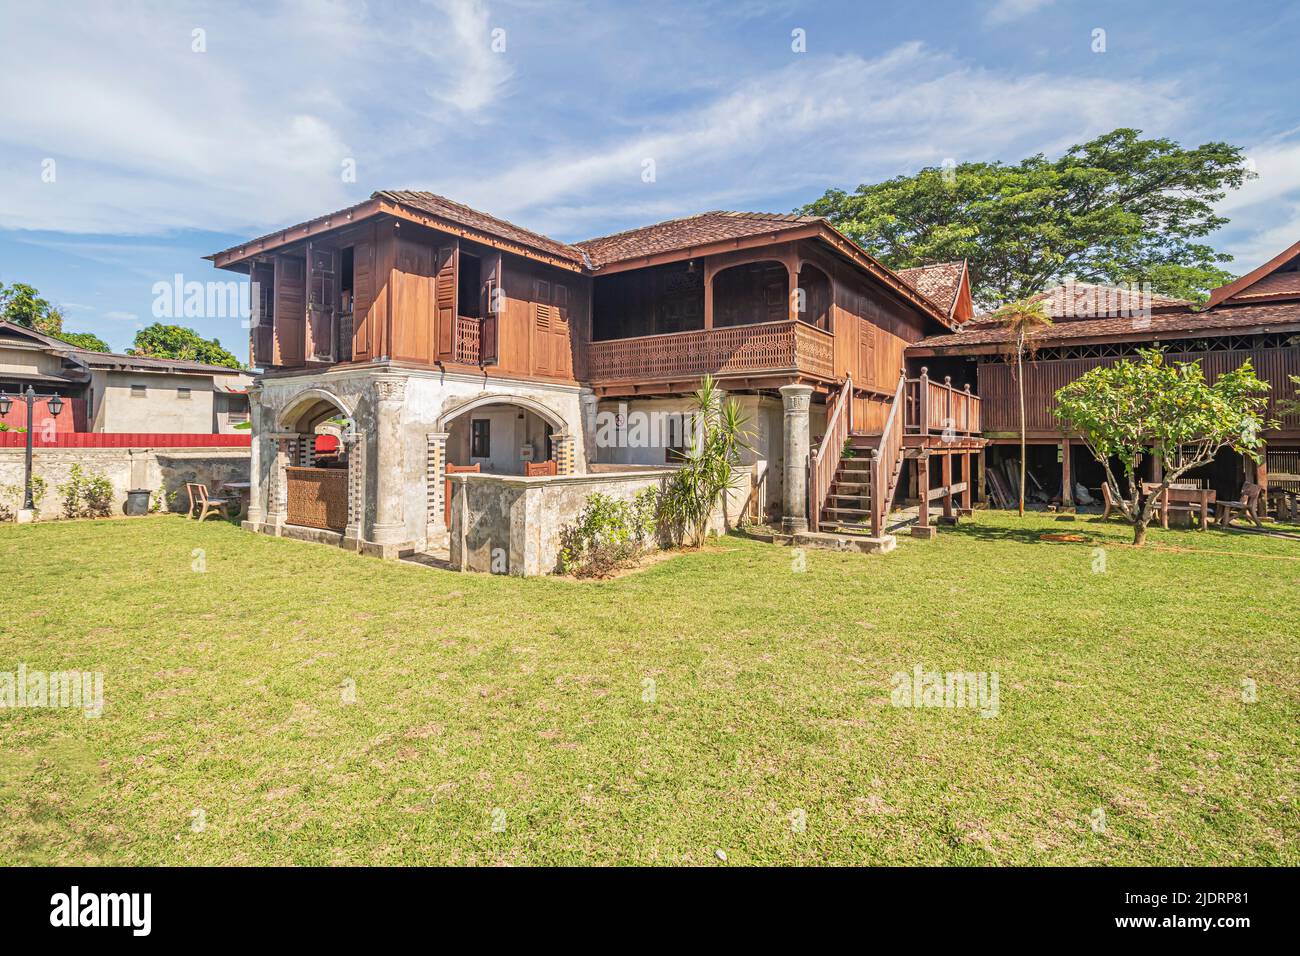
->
xmin=1 ymin=513 xmax=1295 ymax=866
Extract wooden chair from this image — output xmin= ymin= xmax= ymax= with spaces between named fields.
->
xmin=185 ymin=482 xmax=237 ymax=522
xmin=1215 ymin=482 xmax=1264 ymax=529
xmin=1099 ymin=483 xmax=1128 ymax=520
xmin=525 ymin=460 xmax=557 ymax=477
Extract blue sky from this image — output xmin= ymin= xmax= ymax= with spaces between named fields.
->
xmin=2 ymin=0 xmax=1298 ymax=364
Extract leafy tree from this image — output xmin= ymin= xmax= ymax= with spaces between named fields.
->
xmin=0 ymin=282 xmax=66 ymax=335
xmin=1054 ymin=351 xmax=1273 ymax=545
xmin=990 ymin=295 xmax=1053 ymax=516
xmin=800 ymin=128 xmax=1253 ymax=307
xmin=129 ymin=323 xmax=243 ymax=369
xmin=656 ymin=375 xmax=751 ymax=546
xmin=53 ymin=330 xmax=111 ymax=352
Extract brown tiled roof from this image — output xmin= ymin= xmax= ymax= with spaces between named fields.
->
xmin=1034 ymin=281 xmax=1189 ymax=320
xmin=909 ymin=299 xmax=1300 ymax=353
xmin=895 ymin=262 xmax=966 ymax=317
xmin=1229 ymin=269 xmax=1300 ymax=300
xmin=376 ymin=190 xmax=586 ymax=265
xmin=576 ymin=211 xmax=822 ymax=269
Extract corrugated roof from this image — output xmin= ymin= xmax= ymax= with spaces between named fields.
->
xmin=576 ymin=210 xmax=822 ymax=269
xmin=0 ymin=321 xmax=248 ymax=376
xmin=910 ymin=299 xmax=1300 ymax=353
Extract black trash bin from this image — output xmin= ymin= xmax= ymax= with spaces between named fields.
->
xmin=125 ymin=489 xmax=152 ymax=516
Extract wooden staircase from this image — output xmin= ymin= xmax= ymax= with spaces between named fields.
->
xmin=818 ymin=433 xmax=906 ymax=533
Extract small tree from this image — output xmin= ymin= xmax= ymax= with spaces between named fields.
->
xmin=656 ymin=375 xmax=751 ymax=547
xmin=1054 ymin=350 xmax=1273 ymax=545
xmin=991 ymin=295 xmax=1053 ymax=516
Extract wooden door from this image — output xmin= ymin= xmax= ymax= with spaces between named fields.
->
xmin=532 ymin=278 xmax=572 ymax=378
xmin=435 ymin=244 xmax=458 ymax=360
xmin=391 ymin=238 xmax=435 ymax=364
xmin=858 ymin=319 xmax=876 ymax=388
xmin=445 ymin=462 xmax=480 ymax=527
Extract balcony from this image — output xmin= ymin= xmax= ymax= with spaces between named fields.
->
xmin=586 ymin=320 xmax=835 ymax=389
xmin=903 ymin=369 xmax=983 ymax=448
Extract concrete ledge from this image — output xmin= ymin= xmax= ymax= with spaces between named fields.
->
xmin=910 ymin=524 xmax=938 ymax=539
xmin=793 ymin=530 xmax=897 ymax=554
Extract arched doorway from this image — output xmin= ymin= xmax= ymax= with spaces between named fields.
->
xmin=437 ymin=394 xmax=569 ymax=476
xmin=796 ymin=263 xmax=832 ymax=331
xmin=274 ymin=388 xmax=357 ymax=534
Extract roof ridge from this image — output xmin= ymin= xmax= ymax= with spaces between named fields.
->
xmin=574 ymin=211 xmax=728 ymax=246
xmin=375 ymin=189 xmax=586 ymax=258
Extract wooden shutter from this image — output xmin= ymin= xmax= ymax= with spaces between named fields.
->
xmin=533 ymin=278 xmax=552 ymax=374
xmin=480 ymin=252 xmax=501 ymax=365
xmin=250 ymin=262 xmax=275 ymax=367
xmin=272 ymin=255 xmax=305 ymax=366
xmin=351 ymin=237 xmax=374 ymax=361
xmin=306 ymin=244 xmax=337 ymax=363
xmin=435 ymin=244 xmax=458 ymax=360
xmin=858 ymin=320 xmax=876 ymax=387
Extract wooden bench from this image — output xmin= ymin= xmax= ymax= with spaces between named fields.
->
xmin=1143 ymin=481 xmax=1215 ymax=530
xmin=185 ymin=482 xmax=237 ymax=522
xmin=525 ymin=460 xmax=557 ymax=477
xmin=1215 ymin=482 xmax=1264 ymax=529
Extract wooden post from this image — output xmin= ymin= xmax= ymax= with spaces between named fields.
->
xmin=918 ymin=366 xmax=930 ymax=437
xmin=944 ymin=376 xmax=953 ymax=441
xmin=960 ymin=451 xmax=973 ymax=516
xmin=977 ymin=449 xmax=987 ymax=504
xmin=911 ymin=452 xmax=936 ymax=539
xmin=1060 ymin=437 xmax=1074 ymax=509
xmin=942 ymin=452 xmax=954 ymax=519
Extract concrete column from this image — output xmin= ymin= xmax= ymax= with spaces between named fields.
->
xmin=580 ymin=391 xmax=600 ymax=466
xmin=343 ymin=433 xmax=365 ymax=548
xmin=368 ymin=374 xmax=408 ymax=552
xmin=553 ymin=434 xmax=576 ymax=475
xmin=1060 ymin=438 xmax=1074 ymax=509
xmin=426 ymin=431 xmax=448 ymax=537
xmin=779 ymin=383 xmax=813 ymax=534
xmin=266 ymin=436 xmax=292 ymax=532
xmin=245 ymin=386 xmax=266 ymax=526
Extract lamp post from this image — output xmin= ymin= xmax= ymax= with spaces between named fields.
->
xmin=0 ymin=386 xmax=63 ymax=511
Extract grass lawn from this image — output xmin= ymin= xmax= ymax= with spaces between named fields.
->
xmin=1 ymin=512 xmax=1295 ymax=866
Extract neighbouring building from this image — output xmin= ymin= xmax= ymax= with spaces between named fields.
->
xmin=0 ymin=321 xmax=253 ymax=435
xmin=908 ymin=252 xmax=1300 ymax=506
xmin=212 ymin=190 xmax=983 ymax=565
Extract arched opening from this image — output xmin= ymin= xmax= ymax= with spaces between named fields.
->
xmin=439 ymin=395 xmax=567 ymax=476
xmin=712 ymin=260 xmax=790 ymax=327
xmin=276 ymin=387 xmax=354 ymax=532
xmin=796 ymin=263 xmax=832 ymax=331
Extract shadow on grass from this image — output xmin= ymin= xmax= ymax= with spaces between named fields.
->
xmin=941 ymin=515 xmax=1123 ymax=546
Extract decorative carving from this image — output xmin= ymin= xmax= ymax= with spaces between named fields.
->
xmin=373 ymin=376 xmax=407 ymax=402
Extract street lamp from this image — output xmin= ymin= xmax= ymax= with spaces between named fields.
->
xmin=0 ymin=386 xmax=62 ymax=513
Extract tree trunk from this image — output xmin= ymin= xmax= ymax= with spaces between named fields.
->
xmin=1017 ymin=337 xmax=1026 ymax=518
xmin=1133 ymin=520 xmax=1148 ymax=547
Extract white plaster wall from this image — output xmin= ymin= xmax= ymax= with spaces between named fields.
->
xmin=99 ymin=371 xmax=217 ymax=433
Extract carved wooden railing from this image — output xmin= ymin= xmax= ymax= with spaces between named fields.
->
xmin=808 ymin=375 xmax=853 ymax=532
xmin=286 ymin=466 xmax=348 ymax=531
xmin=587 ymin=320 xmax=836 ymax=384
xmin=869 ymin=371 xmax=907 ymax=537
xmin=905 ymin=367 xmax=981 ymax=437
xmin=454 ymin=315 xmax=482 ymax=365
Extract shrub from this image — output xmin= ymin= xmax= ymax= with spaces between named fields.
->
xmin=558 ymin=488 xmax=657 ymax=578
xmin=58 ymin=465 xmax=114 ymax=519
xmin=1 ymin=476 xmax=47 ymax=520
xmin=656 ymin=375 xmax=751 ymax=546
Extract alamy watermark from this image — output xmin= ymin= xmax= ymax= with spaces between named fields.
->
xmin=890 ymin=664 xmax=999 ymax=718
xmin=0 ymin=663 xmax=103 ymax=718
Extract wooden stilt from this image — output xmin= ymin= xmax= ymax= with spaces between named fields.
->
xmin=912 ymin=453 xmax=936 ymax=538
xmin=960 ymin=452 xmax=973 ymax=516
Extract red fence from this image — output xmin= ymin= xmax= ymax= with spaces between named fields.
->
xmin=0 ymin=432 xmax=251 ymax=448
xmin=0 ymin=397 xmax=87 ymax=433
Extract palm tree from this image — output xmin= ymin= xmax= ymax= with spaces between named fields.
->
xmin=991 ymin=295 xmax=1053 ymax=516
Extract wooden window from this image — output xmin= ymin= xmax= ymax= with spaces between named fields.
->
xmin=470 ymin=418 xmax=490 ymax=459
xmin=130 ymin=384 xmax=146 ymax=397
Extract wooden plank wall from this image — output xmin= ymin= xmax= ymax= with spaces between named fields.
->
xmin=979 ymin=347 xmax=1300 ymax=433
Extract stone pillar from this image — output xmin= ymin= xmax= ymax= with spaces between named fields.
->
xmin=554 ymin=434 xmax=576 ymax=475
xmin=426 ymin=431 xmax=448 ymax=535
xmin=779 ymin=383 xmax=813 ymax=534
xmin=343 ymin=434 xmax=365 ymax=548
xmin=368 ymin=375 xmax=408 ymax=552
xmin=245 ymin=386 xmax=265 ymax=526
xmin=580 ymin=391 xmax=600 ymax=465
xmin=266 ymin=435 xmax=295 ymax=532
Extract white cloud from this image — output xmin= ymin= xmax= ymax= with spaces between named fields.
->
xmin=0 ymin=0 xmax=510 ymax=235
xmin=1211 ymin=133 xmax=1300 ymax=268
xmin=987 ymin=0 xmax=1055 ymax=24
xmin=441 ymin=44 xmax=1188 ymax=238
